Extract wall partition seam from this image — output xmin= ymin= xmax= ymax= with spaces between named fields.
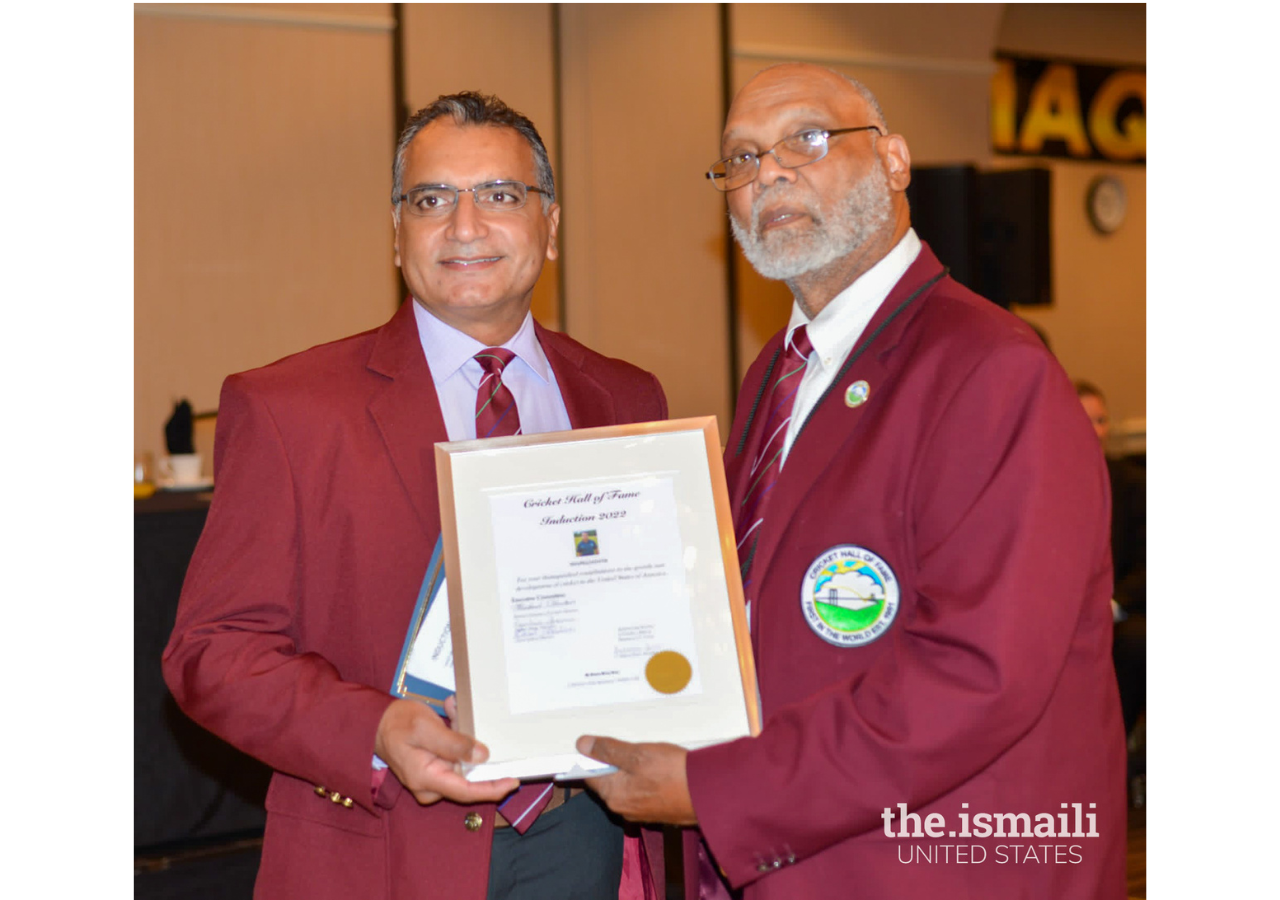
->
xmin=720 ymin=2 xmax=739 ymax=411
xmin=392 ymin=4 xmax=408 ymax=138
xmin=392 ymin=3 xmax=408 ymax=309
xmin=551 ymin=3 xmax=567 ymax=333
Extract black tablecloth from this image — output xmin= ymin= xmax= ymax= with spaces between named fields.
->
xmin=135 ymin=492 xmax=270 ymax=853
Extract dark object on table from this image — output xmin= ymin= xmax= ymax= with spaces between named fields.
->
xmin=165 ymin=399 xmax=195 ymax=454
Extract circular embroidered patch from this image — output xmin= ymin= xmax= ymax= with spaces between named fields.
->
xmin=800 ymin=545 xmax=899 ymax=647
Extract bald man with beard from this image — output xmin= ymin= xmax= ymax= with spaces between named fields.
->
xmin=577 ymin=64 xmax=1127 ymax=899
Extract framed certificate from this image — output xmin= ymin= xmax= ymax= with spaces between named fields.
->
xmin=436 ymin=416 xmax=760 ymax=781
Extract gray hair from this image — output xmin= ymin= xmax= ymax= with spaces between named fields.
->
xmin=391 ymin=91 xmax=556 ymax=215
xmin=743 ymin=64 xmax=892 ymax=133
xmin=839 ymin=72 xmax=889 ymax=133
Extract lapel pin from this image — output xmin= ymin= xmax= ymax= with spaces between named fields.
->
xmin=845 ymin=380 xmax=871 ymax=408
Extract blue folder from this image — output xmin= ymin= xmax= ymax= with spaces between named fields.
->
xmin=390 ymin=535 xmax=453 ymax=711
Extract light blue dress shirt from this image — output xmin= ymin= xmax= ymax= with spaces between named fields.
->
xmin=411 ymin=301 xmax=572 ymax=441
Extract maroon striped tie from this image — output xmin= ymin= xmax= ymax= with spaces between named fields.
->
xmin=736 ymin=325 xmax=813 ymax=616
xmin=498 ymin=780 xmax=556 ymax=834
xmin=474 ymin=348 xmax=522 ymax=439
xmin=473 ymin=346 xmax=551 ymax=830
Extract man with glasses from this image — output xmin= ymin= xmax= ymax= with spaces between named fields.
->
xmin=164 ymin=92 xmax=667 ymax=900
xmin=578 ymin=63 xmax=1126 ymax=899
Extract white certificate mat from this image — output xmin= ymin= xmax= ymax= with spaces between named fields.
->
xmin=436 ymin=417 xmax=759 ymax=781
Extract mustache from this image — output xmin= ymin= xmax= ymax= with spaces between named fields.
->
xmin=746 ymin=185 xmax=822 ymax=235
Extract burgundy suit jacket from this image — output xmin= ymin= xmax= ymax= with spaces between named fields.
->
xmin=684 ymin=245 xmax=1127 ymax=899
xmin=163 ymin=300 xmax=668 ymax=900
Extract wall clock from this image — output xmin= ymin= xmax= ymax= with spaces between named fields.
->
xmin=1087 ymin=175 xmax=1126 ymax=235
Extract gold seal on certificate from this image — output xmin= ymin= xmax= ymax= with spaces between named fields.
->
xmin=434 ymin=417 xmax=760 ymax=782
xmin=645 ymin=651 xmax=693 ymax=694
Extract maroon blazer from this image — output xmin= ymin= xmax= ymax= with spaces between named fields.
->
xmin=685 ymin=245 xmax=1127 ymax=899
xmin=163 ymin=300 xmax=668 ymax=900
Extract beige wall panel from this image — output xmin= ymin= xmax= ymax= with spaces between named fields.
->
xmin=998 ymin=3 xmax=1146 ymax=63
xmin=224 ymin=4 xmax=393 ymax=18
xmin=401 ymin=3 xmax=560 ymax=329
xmin=135 ymin=13 xmax=397 ymax=463
xmin=138 ymin=4 xmax=394 ymax=26
xmin=560 ymin=4 xmax=731 ymax=431
xmin=732 ymin=3 xmax=1004 ymax=60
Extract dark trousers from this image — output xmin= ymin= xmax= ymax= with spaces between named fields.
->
xmin=1113 ymin=615 xmax=1146 ymax=738
xmin=487 ymin=791 xmax=624 ymax=900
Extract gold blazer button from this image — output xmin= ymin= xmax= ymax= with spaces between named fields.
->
xmin=464 ymin=812 xmax=483 ymax=832
xmin=314 ymin=785 xmax=328 ymax=797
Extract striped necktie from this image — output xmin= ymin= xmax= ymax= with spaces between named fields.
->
xmin=473 ymin=346 xmax=552 ymax=831
xmin=736 ymin=325 xmax=813 ymax=620
xmin=474 ymin=348 xmax=522 ymax=439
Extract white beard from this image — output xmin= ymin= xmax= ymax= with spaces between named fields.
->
xmin=730 ymin=163 xmax=892 ymax=281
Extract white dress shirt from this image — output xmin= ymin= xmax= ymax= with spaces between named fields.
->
xmin=411 ymin=301 xmax=572 ymax=441
xmin=780 ymin=228 xmax=922 ymax=465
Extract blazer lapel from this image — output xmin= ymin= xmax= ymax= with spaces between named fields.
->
xmin=366 ymin=299 xmax=449 ymax=536
xmin=748 ymin=248 xmax=948 ymax=588
xmin=536 ymin=324 xmax=619 ymax=428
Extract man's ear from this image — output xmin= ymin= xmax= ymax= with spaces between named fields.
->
xmin=391 ymin=208 xmax=402 ymax=268
xmin=545 ymin=203 xmax=561 ymax=262
xmin=880 ymin=134 xmax=912 ymax=192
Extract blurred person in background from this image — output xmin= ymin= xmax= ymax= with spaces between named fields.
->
xmin=1076 ymin=379 xmax=1146 ymax=786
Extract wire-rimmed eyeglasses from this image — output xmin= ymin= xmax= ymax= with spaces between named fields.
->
xmin=705 ymin=126 xmax=884 ymax=192
xmin=395 ymin=180 xmax=548 ymax=217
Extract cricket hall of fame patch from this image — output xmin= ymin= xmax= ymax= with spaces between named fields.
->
xmin=801 ymin=545 xmax=899 ymax=647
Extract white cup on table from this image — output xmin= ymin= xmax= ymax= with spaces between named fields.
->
xmin=160 ymin=453 xmax=204 ymax=485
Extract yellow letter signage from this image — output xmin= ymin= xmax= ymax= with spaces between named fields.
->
xmin=991 ymin=54 xmax=1145 ymax=164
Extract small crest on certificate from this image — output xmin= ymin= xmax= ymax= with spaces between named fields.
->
xmin=574 ymin=529 xmax=600 ymax=557
xmin=800 ymin=544 xmax=899 ymax=647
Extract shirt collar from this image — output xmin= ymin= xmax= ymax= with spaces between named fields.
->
xmin=786 ymin=228 xmax=922 ymax=371
xmin=411 ymin=301 xmax=552 ymax=385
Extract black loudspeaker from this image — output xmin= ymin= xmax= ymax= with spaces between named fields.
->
xmin=904 ymin=165 xmax=1052 ymax=308
xmin=904 ymin=165 xmax=980 ymax=291
xmin=977 ymin=168 xmax=1052 ymax=307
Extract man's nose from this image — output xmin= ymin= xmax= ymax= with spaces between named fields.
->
xmin=754 ymin=151 xmax=799 ymax=189
xmin=446 ymin=192 xmax=489 ymax=241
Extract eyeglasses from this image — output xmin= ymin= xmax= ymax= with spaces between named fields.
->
xmin=396 ymin=180 xmax=548 ymax=217
xmin=705 ymin=126 xmax=884 ymax=192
